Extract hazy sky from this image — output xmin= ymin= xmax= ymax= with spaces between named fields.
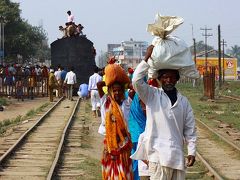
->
xmin=12 ymin=0 xmax=240 ymax=55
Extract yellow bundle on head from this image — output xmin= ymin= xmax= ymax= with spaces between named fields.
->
xmin=104 ymin=64 xmax=130 ymax=86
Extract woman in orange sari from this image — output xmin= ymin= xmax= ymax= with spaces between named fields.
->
xmin=97 ymin=63 xmax=134 ymax=180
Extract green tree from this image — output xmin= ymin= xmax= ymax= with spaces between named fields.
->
xmin=229 ymin=45 xmax=240 ymax=57
xmin=0 ymin=0 xmax=50 ymax=62
xmin=190 ymin=40 xmax=214 ymax=54
xmin=228 ymin=45 xmax=240 ymax=66
xmin=35 ymin=39 xmax=51 ymax=62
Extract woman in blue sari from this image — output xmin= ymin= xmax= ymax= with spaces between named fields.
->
xmin=128 ymin=93 xmax=147 ymax=180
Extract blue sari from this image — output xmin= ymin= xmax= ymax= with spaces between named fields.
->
xmin=128 ymin=94 xmax=146 ymax=180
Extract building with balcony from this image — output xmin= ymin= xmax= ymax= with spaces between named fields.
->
xmin=107 ymin=39 xmax=148 ymax=70
xmin=107 ymin=44 xmax=121 ymax=56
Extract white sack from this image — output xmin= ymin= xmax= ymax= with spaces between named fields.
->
xmin=147 ymin=14 xmax=184 ymax=38
xmin=147 ymin=14 xmax=200 ymax=79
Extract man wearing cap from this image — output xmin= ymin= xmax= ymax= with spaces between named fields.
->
xmin=131 ymin=45 xmax=197 ymax=180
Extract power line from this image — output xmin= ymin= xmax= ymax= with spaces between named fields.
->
xmin=200 ymin=26 xmax=213 ymax=71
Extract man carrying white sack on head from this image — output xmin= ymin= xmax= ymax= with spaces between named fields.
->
xmin=131 ymin=14 xmax=198 ymax=180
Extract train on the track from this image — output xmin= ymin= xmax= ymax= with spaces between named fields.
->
xmin=50 ymin=36 xmax=96 ymax=84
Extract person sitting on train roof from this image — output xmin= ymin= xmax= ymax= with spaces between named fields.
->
xmin=66 ymin=22 xmax=76 ymax=37
xmin=67 ymin=10 xmax=74 ymax=23
xmin=75 ymin=24 xmax=84 ymax=36
xmin=59 ymin=25 xmax=67 ymax=38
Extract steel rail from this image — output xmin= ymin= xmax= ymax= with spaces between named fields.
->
xmin=47 ymin=97 xmax=81 ymax=180
xmin=196 ymin=118 xmax=240 ymax=152
xmin=196 ymin=118 xmax=240 ymax=180
xmin=0 ymin=97 xmax=64 ymax=165
xmin=196 ymin=152 xmax=224 ymax=180
xmin=220 ymin=95 xmax=240 ymax=101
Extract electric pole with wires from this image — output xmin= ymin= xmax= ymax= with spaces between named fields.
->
xmin=221 ymin=39 xmax=227 ymax=83
xmin=218 ymin=25 xmax=222 ymax=89
xmin=200 ymin=26 xmax=212 ymax=72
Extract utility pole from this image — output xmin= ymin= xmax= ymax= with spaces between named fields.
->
xmin=221 ymin=39 xmax=227 ymax=83
xmin=193 ymin=38 xmax=196 ymax=64
xmin=191 ymin=24 xmax=197 ymax=64
xmin=218 ymin=25 xmax=222 ymax=89
xmin=191 ymin=24 xmax=197 ymax=87
xmin=200 ymin=26 xmax=212 ymax=72
xmin=0 ymin=15 xmax=6 ymax=65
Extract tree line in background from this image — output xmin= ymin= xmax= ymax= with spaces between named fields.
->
xmin=0 ymin=0 xmax=50 ymax=63
xmin=228 ymin=45 xmax=240 ymax=66
xmin=190 ymin=40 xmax=240 ymax=66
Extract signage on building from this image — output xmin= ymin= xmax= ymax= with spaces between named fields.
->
xmin=196 ymin=57 xmax=237 ymax=79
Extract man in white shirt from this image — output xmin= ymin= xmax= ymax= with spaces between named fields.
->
xmin=88 ymin=67 xmax=102 ymax=117
xmin=67 ymin=10 xmax=74 ymax=23
xmin=131 ymin=45 xmax=197 ymax=180
xmin=64 ymin=67 xmax=77 ymax=101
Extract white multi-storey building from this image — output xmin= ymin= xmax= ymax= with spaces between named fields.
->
xmin=108 ymin=39 xmax=148 ymax=69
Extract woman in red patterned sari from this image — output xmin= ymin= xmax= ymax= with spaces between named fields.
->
xmin=97 ymin=63 xmax=134 ymax=180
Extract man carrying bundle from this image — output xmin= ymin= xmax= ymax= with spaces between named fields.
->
xmin=131 ymin=14 xmax=197 ymax=180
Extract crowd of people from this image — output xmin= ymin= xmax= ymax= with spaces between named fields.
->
xmin=0 ymin=11 xmax=198 ymax=179
xmin=0 ymin=63 xmax=77 ymax=103
xmin=0 ymin=64 xmax=49 ymax=100
xmin=0 ymin=45 xmax=197 ymax=179
xmin=91 ymin=14 xmax=199 ymax=179
xmin=59 ymin=14 xmax=197 ymax=179
xmin=47 ymin=65 xmax=77 ymax=102
xmin=78 ymin=44 xmax=196 ymax=180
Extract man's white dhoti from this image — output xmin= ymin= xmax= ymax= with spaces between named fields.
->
xmin=90 ymin=89 xmax=100 ymax=111
xmin=149 ymin=162 xmax=185 ymax=180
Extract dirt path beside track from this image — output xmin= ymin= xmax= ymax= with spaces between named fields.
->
xmin=0 ymin=97 xmax=57 ymax=121
xmin=0 ymin=97 xmax=104 ymax=179
xmin=2 ymin=96 xmax=240 ymax=179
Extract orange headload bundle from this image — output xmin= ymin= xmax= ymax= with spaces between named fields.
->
xmin=104 ymin=63 xmax=130 ymax=86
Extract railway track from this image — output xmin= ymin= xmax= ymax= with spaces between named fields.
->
xmin=191 ymin=119 xmax=240 ymax=180
xmin=49 ymin=99 xmax=101 ymax=179
xmin=1 ymin=94 xmax=240 ymax=179
xmin=0 ymin=99 xmax=60 ymax=162
xmin=0 ymin=97 xmax=80 ymax=179
xmin=185 ymin=94 xmax=240 ymax=179
xmin=219 ymin=94 xmax=240 ymax=101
